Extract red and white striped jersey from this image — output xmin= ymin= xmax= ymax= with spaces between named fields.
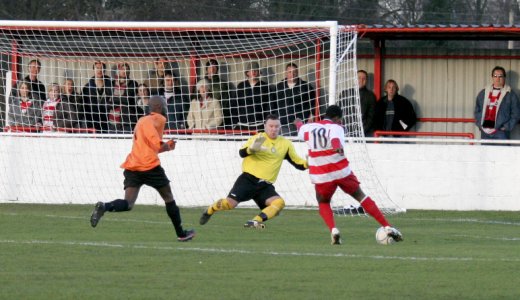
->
xmin=298 ymin=119 xmax=351 ymax=184
xmin=42 ymin=98 xmax=61 ymax=129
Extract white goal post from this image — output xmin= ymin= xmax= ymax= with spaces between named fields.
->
xmin=0 ymin=20 xmax=404 ymax=214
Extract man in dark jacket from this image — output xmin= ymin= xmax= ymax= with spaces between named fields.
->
xmin=374 ymin=79 xmax=417 ymax=135
xmin=274 ymin=63 xmax=316 ymax=136
xmin=82 ymin=61 xmax=113 ymax=133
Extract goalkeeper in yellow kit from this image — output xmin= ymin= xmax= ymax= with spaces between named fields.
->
xmin=199 ymin=114 xmax=308 ymax=228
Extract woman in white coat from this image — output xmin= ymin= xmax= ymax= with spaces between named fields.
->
xmin=187 ymin=78 xmax=223 ymax=130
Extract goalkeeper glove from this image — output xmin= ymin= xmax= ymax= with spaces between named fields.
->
xmin=249 ymin=135 xmax=267 ymax=153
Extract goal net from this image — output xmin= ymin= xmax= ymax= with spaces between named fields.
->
xmin=0 ymin=21 xmax=403 ymax=214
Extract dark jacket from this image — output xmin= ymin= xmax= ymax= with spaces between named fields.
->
xmin=24 ymin=76 xmax=46 ymax=102
xmin=359 ymin=87 xmax=377 ymax=135
xmin=54 ymin=99 xmax=84 ymax=129
xmin=82 ymin=76 xmax=113 ymax=132
xmin=274 ymin=78 xmax=316 ymax=126
xmin=339 ymin=87 xmax=376 ymax=136
xmin=162 ymin=87 xmax=189 ymax=130
xmin=111 ymin=78 xmax=139 ymax=133
xmin=236 ymin=80 xmax=272 ymax=129
xmin=374 ymin=94 xmax=417 ymax=132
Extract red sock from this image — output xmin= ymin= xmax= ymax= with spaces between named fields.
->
xmin=360 ymin=197 xmax=390 ymax=227
xmin=319 ymin=203 xmax=336 ymax=231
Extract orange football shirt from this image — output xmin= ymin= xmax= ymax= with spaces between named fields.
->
xmin=121 ymin=112 xmax=166 ymax=171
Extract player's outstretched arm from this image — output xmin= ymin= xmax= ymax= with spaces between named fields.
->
xmin=239 ymin=134 xmax=267 ymax=157
xmin=248 ymin=135 xmax=267 ymax=152
xmin=285 ymin=142 xmax=308 ymax=170
xmin=159 ymin=139 xmax=176 ymax=153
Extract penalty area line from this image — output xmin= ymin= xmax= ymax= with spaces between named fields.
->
xmin=1 ymin=239 xmax=519 ymax=263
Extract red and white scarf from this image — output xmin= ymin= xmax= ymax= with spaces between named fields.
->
xmin=479 ymin=84 xmax=509 ymax=130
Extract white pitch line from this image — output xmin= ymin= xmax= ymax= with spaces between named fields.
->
xmin=409 ymin=218 xmax=520 ymax=226
xmin=44 ymin=214 xmax=170 ymax=225
xmin=3 ymin=212 xmax=520 ymax=227
xmin=453 ymin=234 xmax=520 ymax=241
xmin=0 ymin=212 xmax=170 ymax=225
xmin=1 ymin=239 xmax=520 ymax=263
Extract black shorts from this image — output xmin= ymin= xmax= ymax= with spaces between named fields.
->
xmin=228 ymin=172 xmax=279 ymax=209
xmin=123 ymin=165 xmax=170 ymax=190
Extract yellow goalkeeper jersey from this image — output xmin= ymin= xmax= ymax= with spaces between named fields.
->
xmin=240 ymin=132 xmax=307 ymax=183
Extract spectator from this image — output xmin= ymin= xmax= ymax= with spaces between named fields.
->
xmin=236 ymin=61 xmax=271 ymax=131
xmin=42 ymin=83 xmax=84 ymax=131
xmin=24 ymin=59 xmax=46 ymax=102
xmin=204 ymin=59 xmax=235 ymax=129
xmin=145 ymin=57 xmax=169 ymax=95
xmin=161 ymin=71 xmax=188 ymax=130
xmin=136 ymin=83 xmax=150 ymax=116
xmin=275 ymin=62 xmax=316 ymax=135
xmin=339 ymin=70 xmax=376 ymax=136
xmin=8 ymin=80 xmax=42 ymax=128
xmin=474 ymin=66 xmax=520 ymax=140
xmin=41 ymin=83 xmax=61 ymax=131
xmin=82 ymin=61 xmax=113 ymax=133
xmin=187 ymin=78 xmax=222 ymax=130
xmin=110 ymin=62 xmax=139 ymax=133
xmin=62 ymin=79 xmax=84 ymax=121
xmin=113 ymin=63 xmax=138 ymax=103
xmin=374 ymin=79 xmax=417 ymax=135
xmin=42 ymin=83 xmax=82 ymax=131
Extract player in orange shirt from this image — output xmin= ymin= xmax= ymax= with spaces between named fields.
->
xmin=90 ymin=96 xmax=195 ymax=242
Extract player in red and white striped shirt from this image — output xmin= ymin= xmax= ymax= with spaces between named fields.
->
xmin=298 ymin=105 xmax=402 ymax=245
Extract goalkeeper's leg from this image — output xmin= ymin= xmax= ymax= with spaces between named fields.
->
xmin=207 ymin=198 xmax=237 ymax=214
xmin=251 ymin=197 xmax=285 ymax=223
xmin=199 ymin=197 xmax=238 ymax=225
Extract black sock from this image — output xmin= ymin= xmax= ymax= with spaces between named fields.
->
xmin=105 ymin=199 xmax=129 ymax=212
xmin=165 ymin=201 xmax=184 ymax=237
xmin=259 ymin=212 xmax=268 ymax=222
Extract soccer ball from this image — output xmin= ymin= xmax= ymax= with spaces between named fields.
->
xmin=375 ymin=226 xmax=395 ymax=245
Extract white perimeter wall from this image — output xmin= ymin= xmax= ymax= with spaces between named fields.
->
xmin=366 ymin=143 xmax=520 ymax=211
xmin=1 ymin=138 xmax=519 ymax=211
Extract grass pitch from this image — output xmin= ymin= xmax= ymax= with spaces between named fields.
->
xmin=1 ymin=204 xmax=519 ymax=300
